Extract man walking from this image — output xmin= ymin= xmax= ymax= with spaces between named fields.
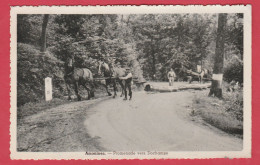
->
xmin=120 ymin=67 xmax=133 ymax=100
xmin=168 ymin=68 xmax=176 ymax=86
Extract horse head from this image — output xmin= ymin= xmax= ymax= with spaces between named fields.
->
xmin=65 ymin=56 xmax=75 ymax=74
xmin=97 ymin=61 xmax=103 ymax=75
xmin=98 ymin=61 xmax=110 ymax=76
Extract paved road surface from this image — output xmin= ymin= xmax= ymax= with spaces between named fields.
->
xmin=85 ymin=91 xmax=242 ymax=151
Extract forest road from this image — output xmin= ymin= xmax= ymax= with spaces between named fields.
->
xmin=85 ymin=91 xmax=242 ymax=151
xmin=17 ymin=89 xmax=242 ymax=152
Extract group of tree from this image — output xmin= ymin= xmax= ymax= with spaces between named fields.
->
xmin=17 ymin=13 xmax=243 ymax=105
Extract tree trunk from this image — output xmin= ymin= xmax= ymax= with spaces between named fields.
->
xmin=208 ymin=14 xmax=227 ymax=98
xmin=40 ymin=14 xmax=49 ymax=53
xmin=151 ymin=38 xmax=156 ymax=80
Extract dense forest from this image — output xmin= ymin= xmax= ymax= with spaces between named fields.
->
xmin=17 ymin=13 xmax=243 ymax=105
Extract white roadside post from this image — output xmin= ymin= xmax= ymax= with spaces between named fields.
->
xmin=45 ymin=77 xmax=53 ymax=101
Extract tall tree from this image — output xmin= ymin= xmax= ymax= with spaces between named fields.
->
xmin=209 ymin=13 xmax=227 ymax=98
xmin=40 ymin=14 xmax=49 ymax=53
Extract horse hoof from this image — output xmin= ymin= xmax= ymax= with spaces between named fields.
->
xmin=113 ymin=96 xmax=116 ymax=98
xmin=108 ymin=93 xmax=112 ymax=96
xmin=129 ymin=98 xmax=132 ymax=101
xmin=123 ymin=98 xmax=127 ymax=101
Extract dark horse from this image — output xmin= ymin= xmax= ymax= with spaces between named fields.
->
xmin=98 ymin=61 xmax=125 ymax=98
xmin=64 ymin=56 xmax=95 ymax=101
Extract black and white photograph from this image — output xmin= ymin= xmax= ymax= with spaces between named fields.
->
xmin=10 ymin=5 xmax=251 ymax=159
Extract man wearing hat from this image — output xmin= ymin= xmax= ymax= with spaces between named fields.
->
xmin=120 ymin=67 xmax=133 ymax=100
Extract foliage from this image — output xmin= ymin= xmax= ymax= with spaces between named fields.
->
xmin=17 ymin=13 xmax=244 ymax=105
xmin=17 ymin=15 xmax=42 ymax=45
xmin=226 ymin=14 xmax=243 ymax=59
xmin=224 ymin=56 xmax=243 ymax=84
xmin=17 ymin=43 xmax=64 ymax=106
xmin=193 ymin=88 xmax=243 ymax=136
xmin=223 ymin=85 xmax=243 ymax=121
xmin=130 ymin=14 xmax=218 ymax=80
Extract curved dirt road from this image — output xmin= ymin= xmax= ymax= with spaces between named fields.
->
xmin=85 ymin=91 xmax=242 ymax=151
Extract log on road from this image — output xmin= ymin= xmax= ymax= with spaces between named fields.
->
xmin=144 ymin=83 xmax=211 ymax=92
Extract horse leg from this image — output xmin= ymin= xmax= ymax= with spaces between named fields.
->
xmin=201 ymin=74 xmax=205 ymax=84
xmin=128 ymin=83 xmax=132 ymax=100
xmin=90 ymin=82 xmax=95 ymax=98
xmin=86 ymin=81 xmax=95 ymax=99
xmin=187 ymin=76 xmax=192 ymax=84
xmin=73 ymin=81 xmax=81 ymax=101
xmin=103 ymin=80 xmax=112 ymax=96
xmin=105 ymin=84 xmax=112 ymax=96
xmin=123 ymin=83 xmax=128 ymax=100
xmin=119 ymin=80 xmax=125 ymax=97
xmin=199 ymin=75 xmax=203 ymax=83
xmin=83 ymin=84 xmax=91 ymax=100
xmin=65 ymin=82 xmax=72 ymax=100
xmin=112 ymin=80 xmax=117 ymax=98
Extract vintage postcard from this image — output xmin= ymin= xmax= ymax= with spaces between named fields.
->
xmin=10 ymin=5 xmax=251 ymax=159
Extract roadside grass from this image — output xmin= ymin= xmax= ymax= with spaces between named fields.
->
xmin=192 ymin=86 xmax=243 ymax=137
xmin=17 ymin=98 xmax=69 ymax=121
xmin=17 ymin=83 xmax=141 ymax=121
xmin=17 ymin=90 xmax=105 ymax=121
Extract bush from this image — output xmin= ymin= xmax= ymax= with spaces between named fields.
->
xmin=223 ymin=86 xmax=243 ymax=121
xmin=224 ymin=56 xmax=243 ymax=84
xmin=17 ymin=43 xmax=65 ymax=106
xmin=192 ymin=85 xmax=243 ymax=136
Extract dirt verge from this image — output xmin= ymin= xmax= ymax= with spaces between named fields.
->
xmin=17 ymin=97 xmax=111 ymax=152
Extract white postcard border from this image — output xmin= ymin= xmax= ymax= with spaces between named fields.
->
xmin=10 ymin=5 xmax=252 ymax=160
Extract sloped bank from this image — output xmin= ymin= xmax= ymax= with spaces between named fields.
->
xmin=17 ymin=96 xmax=111 ymax=152
xmin=192 ymin=90 xmax=243 ymax=138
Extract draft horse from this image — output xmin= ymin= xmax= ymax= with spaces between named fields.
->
xmin=176 ymin=66 xmax=206 ymax=83
xmin=98 ymin=61 xmax=125 ymax=98
xmin=64 ymin=56 xmax=95 ymax=101
xmin=186 ymin=69 xmax=206 ymax=84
